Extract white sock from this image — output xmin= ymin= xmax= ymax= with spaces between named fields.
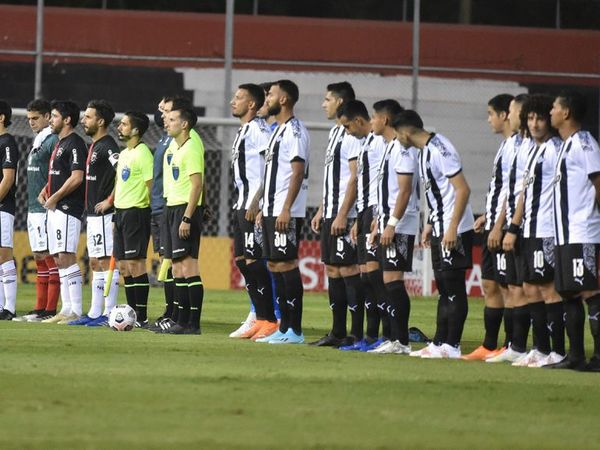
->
xmin=65 ymin=263 xmax=83 ymax=316
xmin=103 ymin=269 xmax=120 ymax=316
xmin=88 ymin=271 xmax=104 ymax=319
xmin=1 ymin=260 xmax=17 ymax=314
xmin=58 ymin=268 xmax=71 ymax=315
xmin=0 ymin=268 xmax=4 ymax=311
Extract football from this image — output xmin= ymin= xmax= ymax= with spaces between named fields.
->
xmin=108 ymin=304 xmax=137 ymax=331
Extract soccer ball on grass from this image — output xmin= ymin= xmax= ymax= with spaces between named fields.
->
xmin=108 ymin=304 xmax=137 ymax=331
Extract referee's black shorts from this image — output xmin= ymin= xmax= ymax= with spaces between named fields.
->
xmin=113 ymin=207 xmax=151 ymax=260
xmin=163 ymin=204 xmax=204 ymax=260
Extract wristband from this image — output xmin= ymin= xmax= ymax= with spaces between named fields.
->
xmin=507 ymin=223 xmax=520 ymax=234
xmin=182 ymin=216 xmax=192 ymax=224
xmin=387 ymin=216 xmax=399 ymax=227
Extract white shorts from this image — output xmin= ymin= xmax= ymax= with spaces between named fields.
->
xmin=47 ymin=209 xmax=81 ymax=255
xmin=0 ymin=211 xmax=14 ymax=248
xmin=87 ymin=214 xmax=114 ymax=258
xmin=27 ymin=211 xmax=48 ymax=252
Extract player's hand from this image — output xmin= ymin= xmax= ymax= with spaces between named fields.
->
xmin=38 ymin=189 xmax=48 ymax=206
xmin=245 ymin=201 xmax=259 ymax=223
xmin=473 ymin=215 xmax=486 ymax=234
xmin=421 ymin=223 xmax=432 ymax=248
xmin=94 ymin=199 xmax=112 ymax=214
xmin=368 ymin=219 xmax=378 ymax=245
xmin=276 ymin=209 xmax=290 ymax=232
xmin=179 ymin=221 xmax=191 ymax=240
xmin=380 ymin=224 xmax=395 ymax=247
xmin=255 ymin=211 xmax=263 ymax=228
xmin=487 ymin=225 xmax=503 ymax=251
xmin=442 ymin=227 xmax=457 ymax=252
xmin=43 ymin=195 xmax=57 ymax=211
xmin=502 ymin=231 xmax=516 ymax=253
xmin=331 ymin=215 xmax=347 ymax=236
xmin=350 ymin=222 xmax=358 ymax=244
xmin=311 ymin=210 xmax=322 ymax=233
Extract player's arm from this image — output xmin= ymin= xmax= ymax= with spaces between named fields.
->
xmin=381 ymin=173 xmax=412 ymax=247
xmin=331 ymin=159 xmax=358 ymax=236
xmin=443 ymin=171 xmax=471 ymax=251
xmin=503 ymin=190 xmax=524 ymax=252
xmin=276 ymin=159 xmax=304 ymax=233
xmin=0 ymin=168 xmax=15 ymax=202
xmin=311 ymin=204 xmax=323 ymax=233
xmin=246 ymin=184 xmax=264 ymax=223
xmin=95 ymin=187 xmax=115 ymax=214
xmin=179 ymin=172 xmax=203 ymax=240
xmin=487 ymin=201 xmax=506 ymax=251
xmin=45 ymin=170 xmax=84 ymax=210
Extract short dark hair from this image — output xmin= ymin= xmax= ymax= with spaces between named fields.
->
xmin=373 ymin=99 xmax=404 ymax=123
xmin=275 ymin=79 xmax=299 ymax=106
xmin=27 ymin=99 xmax=51 ymax=115
xmin=338 ymin=99 xmax=369 ymax=121
xmin=327 ymin=81 xmax=356 ymax=105
xmin=522 ymin=93 xmax=557 ymax=138
xmin=0 ymin=100 xmax=12 ymax=127
xmin=238 ymin=83 xmax=265 ymax=109
xmin=488 ymin=94 xmax=514 ymax=115
xmin=171 ymin=96 xmax=193 ymax=110
xmin=173 ymin=107 xmax=198 ymax=130
xmin=556 ymin=90 xmax=587 ymax=123
xmin=87 ymin=99 xmax=115 ymax=126
xmin=50 ymin=100 xmax=80 ymax=127
xmin=260 ymin=82 xmax=274 ymax=94
xmin=125 ymin=111 xmax=150 ymax=137
xmin=392 ymin=110 xmax=424 ymax=130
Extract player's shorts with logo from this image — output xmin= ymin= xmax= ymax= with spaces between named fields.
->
xmin=430 ymin=230 xmax=473 ymax=271
xmin=86 ymin=213 xmax=114 ymax=258
xmin=262 ymin=216 xmax=302 ymax=261
xmin=163 ymin=204 xmax=204 ymax=260
xmin=320 ymin=218 xmax=357 ymax=266
xmin=504 ymin=235 xmax=524 ymax=286
xmin=113 ymin=207 xmax=151 ymax=260
xmin=377 ymin=233 xmax=415 ymax=272
xmin=356 ymin=207 xmax=378 ymax=264
xmin=27 ymin=212 xmax=47 ymax=252
xmin=150 ymin=211 xmax=165 ymax=256
xmin=481 ymin=230 xmax=507 ymax=285
xmin=520 ymin=237 xmax=555 ymax=284
xmin=233 ymin=209 xmax=262 ymax=259
xmin=554 ymin=243 xmax=600 ymax=293
xmin=0 ymin=211 xmax=14 ymax=249
xmin=47 ymin=209 xmax=81 ymax=254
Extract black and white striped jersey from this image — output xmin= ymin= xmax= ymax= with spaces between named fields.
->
xmin=356 ymin=132 xmax=386 ymax=213
xmin=231 ymin=117 xmax=271 ymax=210
xmin=506 ymin=134 xmax=535 ymax=224
xmin=553 ymin=130 xmax=600 ymax=245
xmin=262 ymin=117 xmax=310 ymax=218
xmin=484 ymin=138 xmax=510 ymax=231
xmin=377 ymin=139 xmax=420 ymax=235
xmin=521 ymin=136 xmax=561 ymax=239
xmin=321 ymin=124 xmax=361 ymax=219
xmin=419 ymin=133 xmax=474 ymax=238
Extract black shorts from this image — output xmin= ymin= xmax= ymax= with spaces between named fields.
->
xmin=356 ymin=208 xmax=378 ymax=265
xmin=505 ymin=236 xmax=524 ymax=286
xmin=233 ymin=209 xmax=262 ymax=259
xmin=163 ymin=204 xmax=203 ymax=260
xmin=521 ymin=237 xmax=555 ymax=285
xmin=320 ymin=218 xmax=357 ymax=266
xmin=150 ymin=212 xmax=164 ymax=256
xmin=555 ymin=243 xmax=600 ymax=294
xmin=377 ymin=233 xmax=415 ymax=272
xmin=430 ymin=230 xmax=473 ymax=271
xmin=481 ymin=231 xmax=507 ymax=285
xmin=113 ymin=208 xmax=151 ymax=260
xmin=262 ymin=216 xmax=302 ymax=261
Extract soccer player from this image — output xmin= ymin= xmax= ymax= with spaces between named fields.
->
xmin=255 ymin=79 xmax=310 ymax=344
xmin=546 ymin=91 xmax=600 ymax=371
xmin=310 ymin=82 xmax=364 ymax=348
xmin=229 ymin=83 xmax=278 ymax=340
xmin=503 ymin=93 xmax=565 ymax=367
xmin=338 ymin=99 xmax=389 ymax=351
xmin=463 ymin=94 xmax=514 ymax=360
xmin=39 ymin=101 xmax=86 ymax=324
xmin=114 ymin=111 xmax=153 ymax=328
xmin=0 ymin=101 xmax=18 ymax=320
xmin=395 ymin=110 xmax=475 ymax=359
xmin=161 ymin=104 xmax=205 ymax=334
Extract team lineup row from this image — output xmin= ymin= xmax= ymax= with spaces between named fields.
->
xmin=0 ymin=81 xmax=599 ymax=372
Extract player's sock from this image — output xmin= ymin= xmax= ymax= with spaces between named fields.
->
xmin=269 ymin=265 xmax=281 ymax=320
xmin=123 ymin=276 xmax=135 ymax=310
xmin=235 ymin=259 xmax=260 ymax=316
xmin=344 ymin=274 xmax=364 ymax=340
xmin=273 ymin=272 xmax=288 ymax=333
xmin=282 ymin=267 xmax=303 ymax=335
xmin=362 ymin=272 xmax=380 ymax=340
xmin=511 ymin=305 xmax=530 ymax=353
xmin=247 ymin=260 xmax=276 ymax=322
xmin=585 ymin=294 xmax=600 ymax=356
xmin=385 ymin=280 xmax=410 ymax=345
xmin=57 ymin=268 xmax=71 ymax=315
xmin=163 ymin=268 xmax=174 ymax=318
xmin=443 ymin=270 xmax=468 ymax=348
xmin=328 ymin=276 xmax=347 ymax=338
xmin=502 ymin=307 xmax=513 ymax=348
xmin=175 ymin=277 xmax=189 ymax=326
xmin=46 ymin=256 xmax=60 ymax=313
xmin=529 ymin=300 xmax=550 ymax=354
xmin=564 ymin=297 xmax=585 ymax=360
xmin=65 ymin=263 xmax=83 ymax=317
xmin=432 ymin=271 xmax=449 ymax=345
xmin=132 ymin=273 xmax=149 ymax=323
xmin=187 ymin=275 xmax=203 ymax=330
xmin=545 ymin=301 xmax=565 ymax=355
xmin=367 ymin=269 xmax=390 ymax=339
xmin=35 ymin=259 xmax=49 ymax=311
xmin=1 ymin=260 xmax=17 ymax=314
xmin=88 ymin=271 xmax=105 ymax=319
xmin=482 ymin=306 xmax=504 ymax=350
xmin=103 ymin=268 xmax=119 ymax=316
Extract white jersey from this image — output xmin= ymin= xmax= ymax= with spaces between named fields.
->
xmin=419 ymin=133 xmax=474 ymax=238
xmin=357 ymin=132 xmax=386 ymax=212
xmin=484 ymin=138 xmax=511 ymax=231
xmin=231 ymin=117 xmax=271 ymax=210
xmin=321 ymin=125 xmax=361 ymax=219
xmin=553 ymin=130 xmax=600 ymax=245
xmin=377 ymin=139 xmax=420 ymax=235
xmin=262 ymin=117 xmax=310 ymax=218
xmin=522 ymin=136 xmax=561 ymax=239
xmin=506 ymin=134 xmax=535 ymax=224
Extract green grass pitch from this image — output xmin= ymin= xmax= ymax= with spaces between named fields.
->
xmin=2 ymin=284 xmax=600 ymax=449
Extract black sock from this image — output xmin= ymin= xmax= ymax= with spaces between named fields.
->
xmin=132 ymin=274 xmax=149 ymax=322
xmin=503 ymin=307 xmax=513 ymax=348
xmin=546 ymin=302 xmax=565 ymax=355
xmin=272 ymin=272 xmax=288 ymax=333
xmin=585 ymin=294 xmax=600 ymax=356
xmin=482 ymin=306 xmax=504 ymax=350
xmin=236 ymin=259 xmax=260 ymax=317
xmin=124 ymin=276 xmax=135 ymax=310
xmin=385 ymin=280 xmax=410 ymax=345
xmin=511 ymin=305 xmax=530 ymax=353
xmin=362 ymin=272 xmax=380 ymax=340
xmin=443 ymin=270 xmax=468 ymax=348
xmin=344 ymin=274 xmax=365 ymax=340
xmin=529 ymin=301 xmax=550 ymax=354
xmin=433 ymin=271 xmax=448 ymax=345
xmin=564 ymin=297 xmax=585 ymax=359
xmin=282 ymin=267 xmax=303 ymax=334
xmin=247 ymin=261 xmax=276 ymax=322
xmin=367 ymin=269 xmax=390 ymax=339
xmin=328 ymin=277 xmax=347 ymax=338
xmin=175 ymin=277 xmax=189 ymax=327
xmin=163 ymin=268 xmax=174 ymax=319
xmin=187 ymin=276 xmax=203 ymax=330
